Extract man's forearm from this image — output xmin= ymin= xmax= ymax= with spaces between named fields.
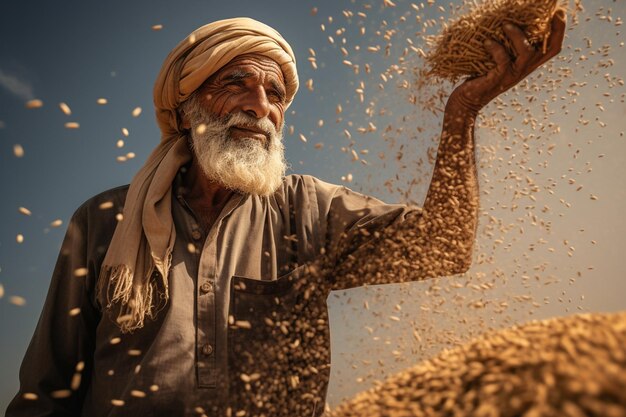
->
xmin=418 ymin=100 xmax=480 ymax=274
xmin=327 ymin=101 xmax=480 ymax=289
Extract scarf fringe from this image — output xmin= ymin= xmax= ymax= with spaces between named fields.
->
xmin=98 ymin=250 xmax=172 ymax=333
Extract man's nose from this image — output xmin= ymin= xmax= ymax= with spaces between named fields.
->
xmin=240 ymin=86 xmax=271 ymax=119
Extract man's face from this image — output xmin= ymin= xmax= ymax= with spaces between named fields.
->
xmin=183 ymin=53 xmax=287 ymax=142
xmin=180 ymin=54 xmax=289 ymax=196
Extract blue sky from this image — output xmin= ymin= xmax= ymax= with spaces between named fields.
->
xmin=1 ymin=0 xmax=625 ymax=410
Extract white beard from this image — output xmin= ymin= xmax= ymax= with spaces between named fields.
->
xmin=182 ymin=100 xmax=287 ymax=196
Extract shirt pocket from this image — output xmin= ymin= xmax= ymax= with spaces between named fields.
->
xmin=230 ymin=264 xmax=306 ymax=320
xmin=227 ymin=264 xmax=330 ymax=417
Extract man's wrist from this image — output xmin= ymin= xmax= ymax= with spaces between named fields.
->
xmin=444 ymin=94 xmax=481 ymax=120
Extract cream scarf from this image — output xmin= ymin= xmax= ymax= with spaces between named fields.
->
xmin=98 ymin=17 xmax=299 ymax=332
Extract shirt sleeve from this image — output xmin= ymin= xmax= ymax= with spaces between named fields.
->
xmin=312 ymin=176 xmax=420 ymax=268
xmin=6 ymin=205 xmax=100 ymax=417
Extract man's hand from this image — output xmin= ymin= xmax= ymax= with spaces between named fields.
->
xmin=448 ymin=9 xmax=567 ymax=115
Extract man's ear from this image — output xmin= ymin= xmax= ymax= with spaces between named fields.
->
xmin=178 ymin=108 xmax=191 ymax=130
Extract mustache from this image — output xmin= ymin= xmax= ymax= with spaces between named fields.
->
xmin=222 ymin=112 xmax=279 ymax=138
xmin=193 ymin=111 xmax=280 ymax=141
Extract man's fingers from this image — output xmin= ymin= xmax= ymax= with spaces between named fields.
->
xmin=545 ymin=9 xmax=567 ymax=58
xmin=503 ymin=22 xmax=535 ymax=66
xmin=455 ymin=10 xmax=566 ymax=112
xmin=528 ymin=9 xmax=567 ymax=72
xmin=484 ymin=38 xmax=510 ymax=76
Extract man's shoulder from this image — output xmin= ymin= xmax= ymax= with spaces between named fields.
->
xmin=282 ymin=173 xmax=314 ymax=186
xmin=281 ymin=174 xmax=339 ymax=192
xmin=73 ymin=184 xmax=130 ymax=222
xmin=280 ymin=174 xmax=347 ymax=200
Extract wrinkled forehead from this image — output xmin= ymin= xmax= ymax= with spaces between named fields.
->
xmin=207 ymin=53 xmax=286 ymax=87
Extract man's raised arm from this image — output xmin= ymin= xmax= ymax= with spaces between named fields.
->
xmin=330 ymin=10 xmax=566 ymax=289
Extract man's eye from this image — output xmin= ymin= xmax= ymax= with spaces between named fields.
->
xmin=268 ymin=91 xmax=285 ymax=102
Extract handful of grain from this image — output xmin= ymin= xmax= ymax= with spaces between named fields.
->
xmin=332 ymin=311 xmax=626 ymax=417
xmin=425 ymin=0 xmax=562 ymax=81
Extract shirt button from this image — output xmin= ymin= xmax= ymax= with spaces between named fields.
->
xmin=191 ymin=230 xmax=202 ymax=240
xmin=200 ymin=281 xmax=213 ymax=294
xmin=201 ymin=344 xmax=213 ymax=356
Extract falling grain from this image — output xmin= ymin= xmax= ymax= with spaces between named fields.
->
xmin=70 ymin=373 xmax=82 ymax=390
xmin=196 ymin=123 xmax=207 ymax=135
xmin=99 ymin=201 xmax=114 ymax=210
xmin=235 ymin=320 xmax=252 ymax=329
xmin=18 ymin=207 xmax=32 ymax=216
xmin=25 ymin=99 xmax=43 ymax=109
xmin=131 ymin=390 xmax=146 ymax=398
xmin=73 ymin=267 xmax=88 ymax=277
xmin=50 ymin=390 xmax=71 ymax=399
xmin=22 ymin=393 xmax=38 ymax=401
xmin=13 ymin=144 xmax=24 ymax=158
xmin=59 ymin=102 xmax=72 ymax=115
xmin=9 ymin=296 xmax=26 ymax=306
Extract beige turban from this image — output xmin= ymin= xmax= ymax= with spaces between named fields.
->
xmin=98 ymin=17 xmax=299 ymax=333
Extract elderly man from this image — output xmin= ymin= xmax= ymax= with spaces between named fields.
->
xmin=8 ymin=15 xmax=565 ymax=417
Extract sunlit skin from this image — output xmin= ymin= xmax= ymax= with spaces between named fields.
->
xmin=180 ymin=53 xmax=287 ymax=231
xmin=179 ymin=12 xmax=565 ymax=242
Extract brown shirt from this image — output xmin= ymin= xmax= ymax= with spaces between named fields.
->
xmin=7 ymin=174 xmax=416 ymax=417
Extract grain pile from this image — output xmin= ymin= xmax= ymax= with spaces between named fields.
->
xmin=425 ymin=0 xmax=562 ymax=81
xmin=332 ymin=311 xmax=626 ymax=417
